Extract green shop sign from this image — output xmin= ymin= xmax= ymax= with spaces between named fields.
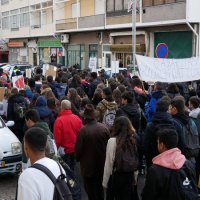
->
xmin=37 ymin=40 xmax=62 ymax=48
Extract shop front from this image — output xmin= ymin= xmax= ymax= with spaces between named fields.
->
xmin=0 ymin=42 xmax=9 ymax=63
xmin=37 ymin=40 xmax=64 ymax=65
xmin=102 ymin=32 xmax=146 ymax=68
xmin=102 ymin=43 xmax=146 ymax=68
xmin=7 ymin=40 xmax=28 ymax=64
xmin=67 ymin=44 xmax=85 ymax=69
xmin=154 ymin=31 xmax=193 ymax=58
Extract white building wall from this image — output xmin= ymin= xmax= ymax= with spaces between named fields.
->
xmin=0 ymin=0 xmax=54 ymax=39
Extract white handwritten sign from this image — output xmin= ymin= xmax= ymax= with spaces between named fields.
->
xmin=136 ymin=55 xmax=200 ymax=82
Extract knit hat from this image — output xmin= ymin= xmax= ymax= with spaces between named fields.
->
xmin=83 ymin=104 xmax=96 ymax=120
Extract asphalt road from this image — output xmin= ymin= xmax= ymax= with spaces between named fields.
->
xmin=0 ymin=164 xmax=145 ymax=200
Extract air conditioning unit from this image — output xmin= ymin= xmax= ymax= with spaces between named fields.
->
xmin=61 ymin=34 xmax=69 ymax=43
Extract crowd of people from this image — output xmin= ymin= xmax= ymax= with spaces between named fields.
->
xmin=0 ymin=65 xmax=200 ymax=200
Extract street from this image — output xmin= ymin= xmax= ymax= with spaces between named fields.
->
xmin=0 ymin=174 xmax=18 ymax=200
xmin=0 ymin=165 xmax=145 ymax=200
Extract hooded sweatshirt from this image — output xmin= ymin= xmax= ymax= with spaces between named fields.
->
xmin=116 ymin=103 xmax=140 ymax=132
xmin=152 ymin=148 xmax=186 ymax=170
xmin=96 ymin=99 xmax=118 ymax=122
xmin=142 ymin=148 xmax=197 ymax=200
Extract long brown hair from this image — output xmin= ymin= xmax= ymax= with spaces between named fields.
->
xmin=112 ymin=116 xmax=137 ymax=153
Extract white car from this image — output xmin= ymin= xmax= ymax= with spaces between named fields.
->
xmin=0 ymin=118 xmax=22 ymax=174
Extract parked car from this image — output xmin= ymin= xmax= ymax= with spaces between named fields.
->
xmin=0 ymin=118 xmax=22 ymax=174
xmin=2 ymin=64 xmax=32 ymax=79
xmin=0 ymin=63 xmax=8 ymax=68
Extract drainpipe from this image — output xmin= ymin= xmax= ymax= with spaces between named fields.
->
xmin=99 ymin=32 xmax=103 ymax=45
xmin=186 ymin=22 xmax=199 ymax=57
xmin=199 ymin=23 xmax=200 ymax=57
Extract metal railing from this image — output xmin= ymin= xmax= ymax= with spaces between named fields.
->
xmin=143 ymin=0 xmax=186 ymax=7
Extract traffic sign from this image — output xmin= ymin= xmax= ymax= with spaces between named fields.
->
xmin=156 ymin=43 xmax=168 ymax=58
xmin=58 ymin=52 xmax=62 ymax=57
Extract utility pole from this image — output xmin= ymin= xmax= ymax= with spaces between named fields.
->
xmin=132 ymin=0 xmax=137 ymax=74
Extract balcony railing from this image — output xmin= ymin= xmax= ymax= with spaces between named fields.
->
xmin=143 ymin=0 xmax=186 ymax=7
xmin=56 ymin=18 xmax=77 ymax=30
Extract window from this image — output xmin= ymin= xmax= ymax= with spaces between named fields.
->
xmin=42 ymin=11 xmax=47 ymax=25
xmin=10 ymin=9 xmax=19 ymax=29
xmin=107 ymin=0 xmax=114 ymax=12
xmin=2 ymin=11 xmax=9 ymax=29
xmin=115 ymin=1 xmax=123 ymax=11
xmin=106 ymin=0 xmax=128 ymax=12
xmin=1 ymin=0 xmax=9 ymax=5
xmin=72 ymin=2 xmax=80 ymax=18
xmin=20 ymin=7 xmax=29 ymax=27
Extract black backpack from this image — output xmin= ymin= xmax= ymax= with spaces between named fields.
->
xmin=58 ymin=159 xmax=81 ymax=200
xmin=179 ymin=119 xmax=200 ymax=158
xmin=167 ymin=160 xmax=198 ymax=200
xmin=14 ymin=102 xmax=27 ymax=119
xmin=114 ymin=139 xmax=138 ymax=172
xmin=31 ymin=162 xmax=73 ymax=200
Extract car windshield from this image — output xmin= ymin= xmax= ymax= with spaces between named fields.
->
xmin=3 ymin=65 xmax=11 ymax=72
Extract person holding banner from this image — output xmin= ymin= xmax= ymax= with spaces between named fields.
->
xmin=7 ymin=88 xmax=28 ymax=142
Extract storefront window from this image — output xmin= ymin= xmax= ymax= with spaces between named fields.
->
xmin=89 ymin=44 xmax=98 ymax=58
xmin=39 ymin=48 xmax=50 ymax=63
xmin=67 ymin=45 xmax=85 ymax=69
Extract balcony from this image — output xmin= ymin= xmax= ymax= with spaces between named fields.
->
xmin=142 ymin=0 xmax=186 ymax=23
xmin=56 ymin=18 xmax=77 ymax=31
xmin=55 ymin=0 xmax=70 ymax=4
xmin=106 ymin=14 xmax=140 ymax=26
xmin=78 ymin=14 xmax=104 ymax=29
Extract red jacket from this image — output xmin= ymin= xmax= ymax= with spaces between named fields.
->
xmin=54 ymin=110 xmax=82 ymax=154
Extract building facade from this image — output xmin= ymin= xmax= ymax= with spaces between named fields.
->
xmin=0 ymin=0 xmax=200 ymax=69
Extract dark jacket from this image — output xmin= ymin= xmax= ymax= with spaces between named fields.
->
xmin=146 ymin=90 xmax=167 ymax=122
xmin=172 ymin=112 xmax=198 ymax=158
xmin=116 ymin=103 xmax=141 ymax=133
xmin=142 ymin=149 xmax=198 ymax=200
xmin=35 ymin=96 xmax=54 ymax=127
xmin=7 ymin=94 xmax=28 ymax=121
xmin=88 ymin=79 xmax=101 ymax=99
xmin=7 ymin=94 xmax=28 ymax=141
xmin=33 ymin=122 xmax=53 ymax=138
xmin=75 ymin=120 xmax=110 ymax=177
xmin=48 ymin=82 xmax=58 ymax=99
xmin=144 ymin=112 xmax=176 ymax=168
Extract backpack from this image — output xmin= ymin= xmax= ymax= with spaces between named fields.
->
xmin=179 ymin=119 xmax=200 ymax=158
xmin=102 ymin=103 xmax=117 ymax=130
xmin=114 ymin=140 xmax=139 ymax=172
xmin=14 ymin=102 xmax=27 ymax=119
xmin=167 ymin=160 xmax=198 ymax=200
xmin=31 ymin=162 xmax=73 ymax=200
xmin=58 ymin=159 xmax=81 ymax=200
xmin=56 ymin=84 xmax=67 ymax=100
xmin=190 ymin=112 xmax=200 ymax=135
xmin=45 ymin=135 xmax=57 ymax=158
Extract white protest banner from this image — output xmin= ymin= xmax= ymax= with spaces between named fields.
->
xmin=26 ymin=69 xmax=32 ymax=78
xmin=42 ymin=64 xmax=49 ymax=76
xmin=46 ymin=65 xmax=57 ymax=80
xmin=111 ymin=61 xmax=119 ymax=74
xmin=136 ymin=55 xmax=200 ymax=83
xmin=89 ymin=57 xmax=97 ymax=72
xmin=12 ymin=75 xmax=25 ymax=89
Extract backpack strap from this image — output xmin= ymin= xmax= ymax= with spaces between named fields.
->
xmin=31 ymin=163 xmax=57 ymax=185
